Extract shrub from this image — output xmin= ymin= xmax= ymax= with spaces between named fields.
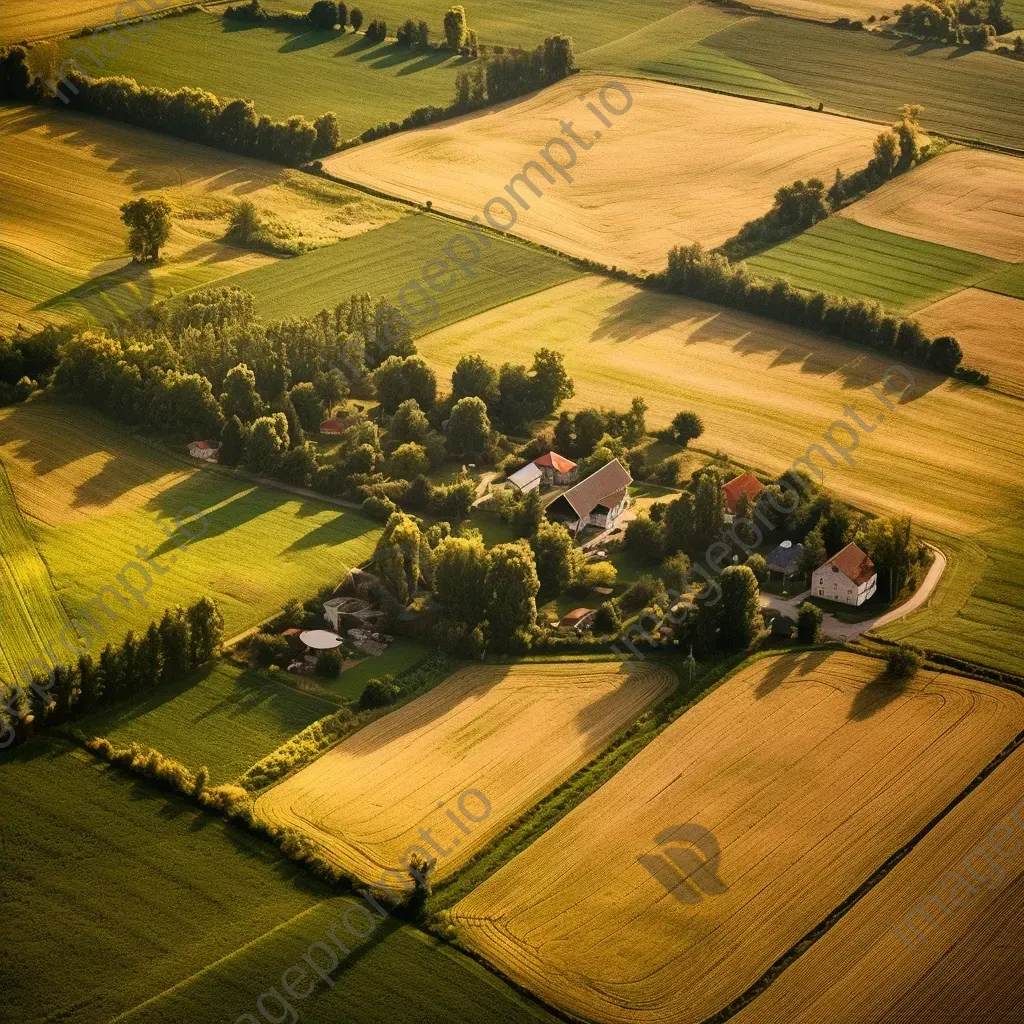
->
xmin=365 ymin=17 xmax=386 ymax=41
xmin=239 ymin=706 xmax=354 ymax=790
xmin=796 ymin=601 xmax=823 ymax=643
xmin=253 ymin=631 xmax=290 ymax=667
xmin=592 ymin=601 xmax=621 ymax=634
xmin=619 ymin=574 xmax=666 ymax=614
xmin=746 ymin=553 xmax=768 ymax=584
xmin=359 ymin=676 xmax=401 ymax=709
xmin=362 ymin=494 xmax=399 ymax=521
xmin=315 ymin=649 xmax=342 ymax=678
xmin=885 ymin=644 xmax=923 ymax=679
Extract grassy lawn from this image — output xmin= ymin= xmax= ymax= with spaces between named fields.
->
xmin=225 ymin=211 xmax=581 ymax=324
xmin=417 ymin=275 xmax=1024 ymax=676
xmin=310 ymin=639 xmax=432 ymax=702
xmin=0 ymin=459 xmax=69 ymax=683
xmin=745 ymin=218 xmax=1006 ymax=312
xmin=58 ymin=12 xmax=470 ymax=134
xmin=0 ymin=738 xmax=558 ymax=1024
xmin=0 ymin=401 xmax=381 ymax=676
xmin=707 ymin=18 xmax=1024 ymax=153
xmin=78 ymin=661 xmax=335 ymax=782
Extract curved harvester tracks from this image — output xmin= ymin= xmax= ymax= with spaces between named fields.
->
xmin=256 ymin=660 xmax=676 ymax=885
xmin=449 ymin=651 xmax=1024 ymax=1024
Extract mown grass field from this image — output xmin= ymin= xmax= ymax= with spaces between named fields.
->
xmin=325 ymin=74 xmax=879 ymax=273
xmin=0 ymin=401 xmax=380 ymax=675
xmin=226 ymin=210 xmax=582 ymax=322
xmin=0 ymin=104 xmax=403 ymax=330
xmin=450 ymin=651 xmax=1024 ymax=1024
xmin=0 ymin=738 xmax=558 ymax=1024
xmin=60 ymin=11 xmax=468 ymax=132
xmin=257 ymin=661 xmax=676 ymax=883
xmin=0 ymin=460 xmax=69 ymax=683
xmin=78 ymin=661 xmax=335 ymax=782
xmin=417 ymin=276 xmax=1024 ymax=675
xmin=745 ymin=218 xmax=1006 ymax=312
xmin=734 ymin=745 xmax=1024 ymax=1023
xmin=260 ymin=0 xmax=682 ymax=53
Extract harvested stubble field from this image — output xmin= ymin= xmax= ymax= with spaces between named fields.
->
xmin=0 ymin=738 xmax=555 ymax=1024
xmin=915 ymin=288 xmax=1024 ymax=398
xmin=839 ymin=148 xmax=1024 ymax=264
xmin=79 ymin=661 xmax=335 ymax=783
xmin=256 ymin=660 xmax=676 ymax=884
xmin=745 ymin=218 xmax=1005 ymax=312
xmin=1 ymin=0 xmax=193 ymax=43
xmin=417 ymin=276 xmax=1024 ymax=674
xmin=323 ymin=74 xmax=880 ymax=274
xmin=734 ymin=746 xmax=1024 ymax=1024
xmin=225 ymin=211 xmax=581 ymax=322
xmin=449 ymin=651 xmax=1024 ymax=1024
xmin=0 ymin=104 xmax=402 ymax=329
xmin=0 ymin=400 xmax=380 ymax=675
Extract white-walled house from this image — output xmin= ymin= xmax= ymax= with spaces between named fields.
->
xmin=812 ymin=542 xmax=877 ymax=607
xmin=545 ymin=459 xmax=632 ymax=533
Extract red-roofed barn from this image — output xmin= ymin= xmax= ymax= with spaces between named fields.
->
xmin=533 ymin=452 xmax=578 ymax=486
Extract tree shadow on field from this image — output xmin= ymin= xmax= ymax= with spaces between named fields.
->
xmin=848 ymin=667 xmax=909 ymax=721
xmin=334 ymin=34 xmax=378 ymax=57
xmin=754 ymin=649 xmax=831 ymax=699
xmin=281 ymin=513 xmax=378 ymax=554
xmin=396 ymin=50 xmax=454 ymax=75
xmin=279 ymin=28 xmax=341 ymax=53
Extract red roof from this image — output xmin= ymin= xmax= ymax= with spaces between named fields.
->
xmin=722 ymin=472 xmax=765 ymax=515
xmin=533 ymin=451 xmax=577 ymax=473
xmin=319 ymin=416 xmax=351 ymax=434
xmin=559 ymin=608 xmax=595 ymax=627
xmin=822 ymin=542 xmax=876 ymax=585
xmin=189 ymin=440 xmax=215 ymax=450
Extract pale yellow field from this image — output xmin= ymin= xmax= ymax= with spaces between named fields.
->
xmin=1 ymin=0 xmax=194 ymax=43
xmin=449 ymin=652 xmax=1024 ymax=1024
xmin=324 ymin=74 xmax=880 ymax=273
xmin=736 ymin=0 xmax=889 ymax=21
xmin=0 ymin=105 xmax=403 ymax=329
xmin=735 ymin=746 xmax=1024 ymax=1024
xmin=840 ymin=148 xmax=1024 ymax=263
xmin=915 ymin=288 xmax=1024 ymax=399
xmin=256 ymin=660 xmax=676 ymax=885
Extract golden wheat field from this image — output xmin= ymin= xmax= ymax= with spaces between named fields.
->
xmin=839 ymin=147 xmax=1024 ymax=263
xmin=915 ymin=288 xmax=1024 ymax=399
xmin=323 ymin=74 xmax=879 ymax=273
xmin=732 ymin=0 xmax=888 ymax=20
xmin=734 ymin=746 xmax=1024 ymax=1024
xmin=256 ymin=660 xmax=676 ymax=885
xmin=448 ymin=652 xmax=1024 ymax=1024
xmin=0 ymin=105 xmax=403 ymax=328
xmin=1 ymin=0 xmax=195 ymax=43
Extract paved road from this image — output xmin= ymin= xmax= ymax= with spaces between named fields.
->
xmin=759 ymin=545 xmax=947 ymax=642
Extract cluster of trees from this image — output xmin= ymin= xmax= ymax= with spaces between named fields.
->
xmin=719 ymin=108 xmax=930 ymax=261
xmin=0 ymin=324 xmax=65 ymax=405
xmin=396 ymin=17 xmax=431 ymax=45
xmin=0 ymin=45 xmax=342 ymax=167
xmin=225 ymin=0 xmax=365 ymax=33
xmin=657 ymin=243 xmax=967 ymax=375
xmin=895 ymin=0 xmax=1012 ymax=45
xmin=454 ymin=35 xmax=575 ymax=107
xmin=0 ymin=598 xmax=223 ymax=746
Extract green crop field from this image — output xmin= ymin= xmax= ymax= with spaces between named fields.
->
xmin=0 ymin=460 xmax=69 ymax=683
xmin=417 ymin=275 xmax=1024 ymax=676
xmin=706 ymin=19 xmax=1024 ymax=152
xmin=0 ymin=738 xmax=558 ymax=1024
xmin=225 ymin=211 xmax=582 ymax=323
xmin=78 ymin=661 xmax=335 ymax=782
xmin=979 ymin=262 xmax=1024 ymax=301
xmin=259 ymin=0 xmax=683 ymax=53
xmin=745 ymin=218 xmax=1006 ymax=312
xmin=61 ymin=11 xmax=468 ymax=135
xmin=0 ymin=401 xmax=380 ymax=677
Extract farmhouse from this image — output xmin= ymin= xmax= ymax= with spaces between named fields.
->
xmin=813 ymin=542 xmax=878 ymax=606
xmin=533 ymin=451 xmax=578 ymax=486
xmin=507 ymin=462 xmax=543 ymax=494
xmin=545 ymin=459 xmax=632 ymax=533
xmin=722 ymin=471 xmax=765 ymax=517
xmin=187 ymin=440 xmax=218 ymax=461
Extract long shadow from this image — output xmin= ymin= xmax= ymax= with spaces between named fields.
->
xmin=278 ymin=28 xmax=341 ymax=53
xmin=849 ymin=669 xmax=909 ymax=721
xmin=280 ymin=513 xmax=378 ymax=554
xmin=396 ymin=50 xmax=454 ymax=75
xmin=754 ymin=649 xmax=831 ymax=699
xmin=334 ymin=34 xmax=378 ymax=56
xmin=38 ymin=261 xmax=152 ymax=322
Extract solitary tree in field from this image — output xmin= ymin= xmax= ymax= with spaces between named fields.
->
xmin=120 ymin=197 xmax=172 ymax=263
xmin=443 ymin=4 xmax=468 ymax=49
xmin=349 ymin=6 xmax=363 ymax=31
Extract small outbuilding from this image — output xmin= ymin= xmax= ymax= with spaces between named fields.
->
xmin=722 ymin=471 xmax=765 ymax=517
xmin=299 ymin=629 xmax=344 ymax=652
xmin=319 ymin=415 xmax=353 ymax=435
xmin=188 ymin=441 xmax=219 ymax=461
xmin=507 ymin=462 xmax=543 ymax=494
xmin=559 ymin=607 xmax=596 ymax=632
xmin=767 ymin=541 xmax=804 ymax=578
xmin=533 ymin=451 xmax=578 ymax=486
xmin=813 ymin=542 xmax=878 ymax=607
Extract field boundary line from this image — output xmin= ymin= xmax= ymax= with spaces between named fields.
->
xmin=701 ymin=717 xmax=1024 ymax=1023
xmin=109 ymin=899 xmax=333 ymax=1022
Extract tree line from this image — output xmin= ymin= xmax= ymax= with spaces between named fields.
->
xmin=894 ymin=0 xmax=1013 ymax=46
xmin=0 ymin=597 xmax=224 ymax=750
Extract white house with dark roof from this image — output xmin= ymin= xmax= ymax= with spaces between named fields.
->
xmin=545 ymin=459 xmax=632 ymax=533
xmin=813 ymin=542 xmax=877 ymax=607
